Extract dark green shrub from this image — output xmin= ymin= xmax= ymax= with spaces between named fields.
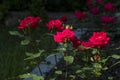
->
xmin=29 ymin=0 xmax=48 ymax=23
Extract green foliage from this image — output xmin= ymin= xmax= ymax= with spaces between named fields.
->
xmin=24 ymin=50 xmax=45 ymax=60
xmin=55 ymin=70 xmax=62 ymax=75
xmin=29 ymin=0 xmax=48 ymax=22
xmin=64 ymin=56 xmax=74 ymax=65
xmin=0 ymin=4 xmax=9 ymax=24
xmin=111 ymin=54 xmax=120 ymax=59
xmin=45 ymin=0 xmax=86 ymax=11
xmin=0 ymin=27 xmax=33 ymax=80
xmin=9 ymin=31 xmax=24 ymax=37
xmin=19 ymin=73 xmax=44 ymax=80
xmin=2 ymin=0 xmax=29 ymax=11
xmin=21 ymin=39 xmax=30 ymax=45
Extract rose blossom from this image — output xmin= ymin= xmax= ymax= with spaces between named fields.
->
xmin=46 ymin=20 xmax=64 ymax=31
xmin=18 ymin=16 xmax=41 ymax=29
xmin=89 ymin=32 xmax=110 ymax=48
xmin=71 ymin=36 xmax=81 ymax=48
xmin=96 ymin=0 xmax=102 ymax=4
xmin=90 ymin=7 xmax=100 ymax=15
xmin=54 ymin=28 xmax=75 ymax=43
xmin=86 ymin=0 xmax=92 ymax=6
xmin=60 ymin=16 xmax=67 ymax=22
xmin=104 ymin=2 xmax=116 ymax=12
xmin=74 ymin=11 xmax=88 ymax=20
xmin=93 ymin=55 xmax=100 ymax=60
xmin=81 ymin=41 xmax=94 ymax=48
xmin=101 ymin=15 xmax=115 ymax=23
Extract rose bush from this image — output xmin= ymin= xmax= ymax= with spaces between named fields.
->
xmin=9 ymin=0 xmax=120 ymax=80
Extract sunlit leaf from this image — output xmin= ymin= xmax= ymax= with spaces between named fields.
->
xmin=21 ymin=39 xmax=30 ymax=45
xmin=64 ymin=56 xmax=74 ymax=64
xmin=92 ymin=49 xmax=98 ymax=54
xmin=24 ymin=50 xmax=45 ymax=60
xmin=76 ymin=70 xmax=82 ymax=74
xmin=9 ymin=31 xmax=23 ymax=37
xmin=54 ymin=48 xmax=66 ymax=51
xmin=55 ymin=70 xmax=62 ymax=75
xmin=111 ymin=54 xmax=120 ymax=59
xmin=19 ymin=73 xmax=44 ymax=80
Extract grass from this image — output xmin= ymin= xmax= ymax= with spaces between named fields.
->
xmin=0 ymin=24 xmax=57 ymax=80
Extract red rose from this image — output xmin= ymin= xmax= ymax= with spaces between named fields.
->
xmin=60 ymin=16 xmax=67 ymax=22
xmin=71 ymin=36 xmax=81 ymax=48
xmin=93 ymin=55 xmax=100 ymax=60
xmin=96 ymin=0 xmax=102 ymax=4
xmin=101 ymin=15 xmax=115 ymax=23
xmin=54 ymin=32 xmax=65 ymax=43
xmin=90 ymin=7 xmax=100 ymax=15
xmin=89 ymin=32 xmax=110 ymax=48
xmin=74 ymin=11 xmax=88 ymax=20
xmin=54 ymin=28 xmax=75 ymax=43
xmin=46 ymin=20 xmax=64 ymax=31
xmin=18 ymin=16 xmax=41 ymax=29
xmin=104 ymin=2 xmax=116 ymax=12
xmin=86 ymin=0 xmax=92 ymax=6
xmin=81 ymin=41 xmax=94 ymax=48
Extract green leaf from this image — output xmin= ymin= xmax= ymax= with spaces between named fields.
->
xmin=82 ymin=67 xmax=93 ymax=71
xmin=102 ymin=67 xmax=108 ymax=70
xmin=64 ymin=56 xmax=74 ymax=64
xmin=92 ymin=49 xmax=98 ymax=54
xmin=21 ymin=39 xmax=30 ymax=45
xmin=111 ymin=54 xmax=120 ymax=59
xmin=55 ymin=70 xmax=62 ymax=75
xmin=108 ymin=76 xmax=113 ymax=80
xmin=93 ymin=63 xmax=102 ymax=69
xmin=24 ymin=50 xmax=45 ymax=60
xmin=26 ymin=52 xmax=34 ymax=56
xmin=50 ymin=77 xmax=56 ymax=80
xmin=19 ymin=73 xmax=44 ymax=80
xmin=9 ymin=31 xmax=23 ymax=37
xmin=90 ymin=57 xmax=94 ymax=62
xmin=69 ymin=75 xmax=76 ymax=79
xmin=54 ymin=48 xmax=66 ymax=51
xmin=76 ymin=70 xmax=82 ymax=74
xmin=19 ymin=73 xmax=32 ymax=78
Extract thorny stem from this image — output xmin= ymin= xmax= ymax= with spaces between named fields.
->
xmin=28 ymin=25 xmax=32 ymax=40
xmin=109 ymin=61 xmax=120 ymax=69
xmin=65 ymin=51 xmax=68 ymax=80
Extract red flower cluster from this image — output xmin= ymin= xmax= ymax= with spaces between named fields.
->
xmin=90 ymin=7 xmax=100 ymax=15
xmin=101 ymin=15 xmax=115 ymax=23
xmin=81 ymin=41 xmax=94 ymax=48
xmin=60 ymin=16 xmax=67 ymax=22
xmin=18 ymin=16 xmax=41 ymax=29
xmin=46 ymin=20 xmax=64 ymax=31
xmin=71 ymin=36 xmax=81 ymax=48
xmin=104 ymin=2 xmax=116 ymax=12
xmin=74 ymin=11 xmax=88 ymax=20
xmin=87 ymin=0 xmax=103 ymax=5
xmin=96 ymin=0 xmax=103 ymax=4
xmin=86 ymin=0 xmax=92 ymax=6
xmin=54 ymin=28 xmax=75 ymax=43
xmin=89 ymin=32 xmax=110 ymax=48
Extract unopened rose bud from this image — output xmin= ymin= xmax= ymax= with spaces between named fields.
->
xmin=93 ymin=55 xmax=100 ymax=60
xmin=66 ymin=25 xmax=73 ymax=30
xmin=66 ymin=25 xmax=70 ymax=29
